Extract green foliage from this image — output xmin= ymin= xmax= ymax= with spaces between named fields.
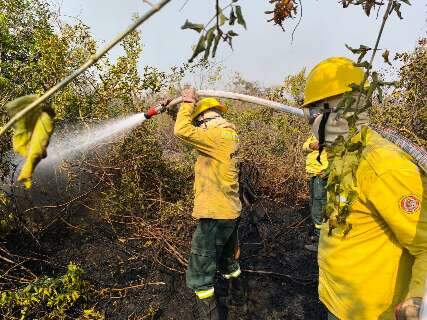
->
xmin=325 ymin=128 xmax=368 ymax=236
xmin=0 ymin=0 xmax=52 ymax=100
xmin=0 ymin=191 xmax=15 ymax=235
xmin=279 ymin=68 xmax=306 ymax=106
xmin=0 ymin=263 xmax=103 ymax=320
xmin=369 ymin=40 xmax=426 ymax=148
xmin=340 ymin=0 xmax=410 ymax=17
xmin=182 ymin=0 xmax=247 ymax=61
xmin=181 ymin=20 xmax=205 ymax=33
xmin=325 ymin=0 xmax=415 ymax=233
xmin=0 ymin=0 xmax=99 ymax=175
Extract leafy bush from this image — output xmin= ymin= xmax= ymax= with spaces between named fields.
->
xmin=0 ymin=262 xmax=103 ymax=320
xmin=370 ymin=38 xmax=427 ymax=148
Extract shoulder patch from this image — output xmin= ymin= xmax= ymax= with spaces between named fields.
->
xmin=399 ymin=195 xmax=421 ymax=214
xmin=221 ymin=130 xmax=239 ymax=142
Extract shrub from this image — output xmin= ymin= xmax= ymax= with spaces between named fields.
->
xmin=0 ymin=262 xmax=103 ymax=320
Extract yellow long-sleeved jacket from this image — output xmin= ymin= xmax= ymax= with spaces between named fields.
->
xmin=319 ymin=128 xmax=427 ymax=320
xmin=174 ymin=103 xmax=241 ymax=220
xmin=303 ymin=135 xmax=329 ymax=176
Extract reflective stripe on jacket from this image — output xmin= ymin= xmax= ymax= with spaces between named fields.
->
xmin=174 ymin=103 xmax=241 ymax=219
xmin=319 ymin=128 xmax=427 ymax=320
xmin=303 ymin=135 xmax=329 ymax=176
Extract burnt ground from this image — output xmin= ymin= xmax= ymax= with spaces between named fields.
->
xmin=3 ymin=200 xmax=327 ymax=320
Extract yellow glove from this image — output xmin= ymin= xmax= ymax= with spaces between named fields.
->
xmin=395 ymin=297 xmax=422 ymax=320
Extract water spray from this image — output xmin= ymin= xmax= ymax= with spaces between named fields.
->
xmin=37 ymin=91 xmax=301 ymax=166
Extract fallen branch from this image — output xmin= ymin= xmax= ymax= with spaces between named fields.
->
xmin=242 ymin=269 xmax=317 ymax=285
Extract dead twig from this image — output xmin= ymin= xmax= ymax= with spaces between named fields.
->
xmin=179 ymin=0 xmax=191 ymax=11
xmin=23 ymin=173 xmax=105 ymax=213
xmin=98 ymin=280 xmax=166 ymax=298
xmin=242 ymin=269 xmax=317 ymax=285
xmin=142 ymin=0 xmax=155 ymax=7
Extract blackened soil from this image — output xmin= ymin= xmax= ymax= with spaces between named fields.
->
xmin=3 ymin=201 xmax=327 ymax=320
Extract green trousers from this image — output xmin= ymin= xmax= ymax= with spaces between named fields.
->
xmin=186 ymin=218 xmax=240 ymax=292
xmin=309 ymin=175 xmax=327 ymax=237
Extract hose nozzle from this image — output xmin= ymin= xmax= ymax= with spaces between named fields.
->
xmin=144 ymin=103 xmax=167 ymax=119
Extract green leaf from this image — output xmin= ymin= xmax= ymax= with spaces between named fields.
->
xmin=211 ymin=30 xmax=223 ymax=58
xmin=345 ymin=44 xmax=370 ymax=54
xmin=181 ymin=20 xmax=204 ymax=33
xmin=382 ymin=49 xmax=392 ymax=65
xmin=204 ymin=28 xmax=216 ymax=60
xmin=235 ymin=6 xmax=247 ymax=29
xmin=224 ymin=31 xmax=238 ymax=50
xmin=227 ymin=30 xmax=239 ymax=37
xmin=189 ymin=34 xmax=206 ymax=62
xmin=219 ymin=10 xmax=227 ymax=26
xmin=229 ymin=8 xmax=236 ymax=25
xmin=5 ymin=95 xmax=54 ymax=189
xmin=392 ymin=2 xmax=403 ymax=19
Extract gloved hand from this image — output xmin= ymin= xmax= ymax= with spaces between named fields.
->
xmin=182 ymin=87 xmax=198 ymax=104
xmin=159 ymin=98 xmax=172 ymax=107
xmin=309 ymin=141 xmax=320 ymax=150
xmin=395 ymin=297 xmax=422 ymax=320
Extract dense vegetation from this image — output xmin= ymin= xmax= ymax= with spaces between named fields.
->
xmin=0 ymin=0 xmax=425 ymax=319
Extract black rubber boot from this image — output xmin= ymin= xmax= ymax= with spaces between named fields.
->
xmin=193 ymin=295 xmax=221 ymax=320
xmin=228 ymin=276 xmax=248 ymax=311
xmin=304 ymin=243 xmax=318 ymax=252
xmin=305 ymin=235 xmax=319 ymax=252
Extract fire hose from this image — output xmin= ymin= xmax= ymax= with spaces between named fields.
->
xmin=143 ymin=90 xmax=304 ymax=119
xmin=144 ymin=90 xmax=427 ymax=174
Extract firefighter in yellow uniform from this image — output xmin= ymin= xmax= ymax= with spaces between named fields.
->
xmin=303 ymin=135 xmax=328 ymax=251
xmin=174 ymin=88 xmax=245 ymax=320
xmin=301 ymin=57 xmax=427 ymax=320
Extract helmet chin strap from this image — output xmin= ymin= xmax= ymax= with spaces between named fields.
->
xmin=195 ymin=116 xmax=220 ymax=128
xmin=195 ymin=110 xmax=221 ymax=128
xmin=317 ymin=103 xmax=330 ymax=164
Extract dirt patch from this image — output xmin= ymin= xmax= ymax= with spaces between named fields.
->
xmin=3 ymin=200 xmax=327 ymax=319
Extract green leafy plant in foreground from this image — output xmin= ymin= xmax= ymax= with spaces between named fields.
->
xmin=0 ymin=262 xmax=103 ymax=320
xmin=324 ymin=0 xmax=413 ymax=235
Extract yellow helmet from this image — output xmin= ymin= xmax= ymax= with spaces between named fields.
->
xmin=302 ymin=57 xmax=365 ymax=108
xmin=192 ymin=97 xmax=228 ymax=120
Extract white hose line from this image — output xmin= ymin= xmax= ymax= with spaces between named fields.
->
xmin=166 ymin=90 xmax=304 ymax=117
xmin=166 ymin=90 xmax=427 ymax=174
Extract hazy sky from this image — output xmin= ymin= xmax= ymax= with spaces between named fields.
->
xmin=59 ymin=0 xmax=426 ymax=87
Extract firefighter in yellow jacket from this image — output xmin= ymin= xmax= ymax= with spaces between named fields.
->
xmin=301 ymin=57 xmax=427 ymax=320
xmin=174 ymin=88 xmax=244 ymax=320
xmin=303 ymin=135 xmax=328 ymax=251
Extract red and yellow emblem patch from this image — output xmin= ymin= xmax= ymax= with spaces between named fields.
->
xmin=399 ymin=195 xmax=421 ymax=214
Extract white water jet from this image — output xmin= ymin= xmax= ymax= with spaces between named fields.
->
xmin=39 ymin=112 xmax=147 ymax=168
